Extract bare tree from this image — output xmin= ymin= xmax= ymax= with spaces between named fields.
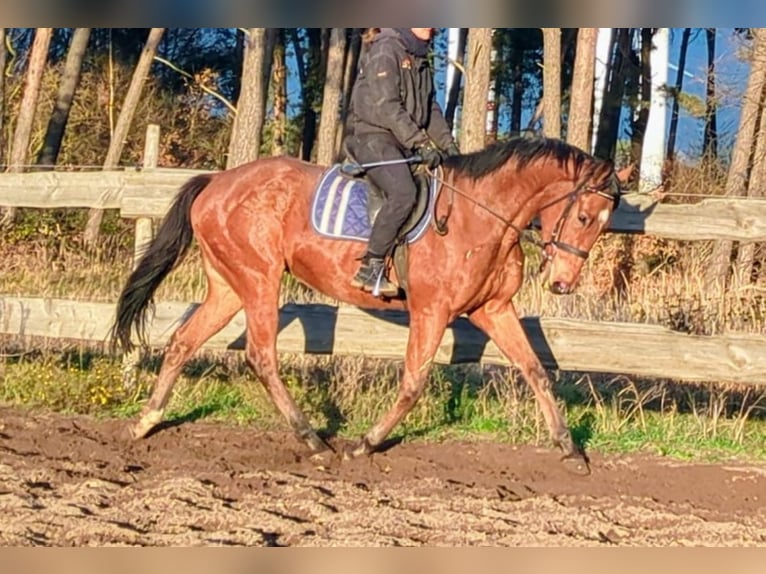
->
xmin=594 ymin=28 xmax=630 ymax=160
xmin=289 ymin=28 xmax=327 ymax=162
xmin=445 ymin=28 xmax=468 ymax=131
xmin=706 ymin=28 xmax=766 ymax=289
xmin=0 ymin=28 xmax=6 ymax=164
xmin=542 ymin=27 xmax=562 ymax=138
xmin=630 ymin=28 xmax=654 ymax=165
xmin=567 ymin=28 xmax=597 ymax=151
xmin=83 ymin=28 xmax=164 ymax=245
xmin=227 ymin=28 xmax=276 ymax=168
xmin=667 ymin=28 xmax=692 ymax=162
xmin=336 ymin=28 xmax=362 ymax=152
xmin=271 ymin=29 xmax=287 ymax=156
xmin=315 ymin=28 xmax=347 ymax=166
xmin=703 ymin=28 xmax=718 ymax=160
xmin=37 ymin=27 xmax=91 ymax=168
xmin=735 ymin=28 xmax=766 ymax=284
xmin=460 ymin=28 xmax=493 ymax=152
xmin=1 ymin=28 xmax=53 ymax=227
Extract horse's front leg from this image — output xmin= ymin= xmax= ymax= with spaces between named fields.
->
xmin=469 ymin=301 xmax=589 ymax=471
xmin=345 ymin=308 xmax=449 ymax=459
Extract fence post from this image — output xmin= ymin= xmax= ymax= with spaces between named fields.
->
xmin=134 ymin=124 xmax=160 ymax=264
xmin=123 ymin=124 xmax=160 ymax=389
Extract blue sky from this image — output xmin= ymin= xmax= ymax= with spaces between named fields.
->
xmin=666 ymin=28 xmax=749 ymax=159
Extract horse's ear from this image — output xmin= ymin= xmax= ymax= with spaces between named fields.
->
xmin=616 ymin=163 xmax=635 ymax=184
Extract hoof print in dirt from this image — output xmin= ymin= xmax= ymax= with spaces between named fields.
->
xmin=560 ymin=453 xmax=591 ymax=476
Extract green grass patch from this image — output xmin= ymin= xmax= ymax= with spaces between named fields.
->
xmin=2 ymin=349 xmax=764 ymax=464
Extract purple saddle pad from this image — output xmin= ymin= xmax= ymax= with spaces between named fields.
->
xmin=310 ymin=164 xmax=433 ymax=243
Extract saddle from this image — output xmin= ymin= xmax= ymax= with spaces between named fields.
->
xmin=310 ymin=159 xmax=437 ymax=297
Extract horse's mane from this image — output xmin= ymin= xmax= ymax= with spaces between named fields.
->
xmin=444 ymin=136 xmax=594 ymax=181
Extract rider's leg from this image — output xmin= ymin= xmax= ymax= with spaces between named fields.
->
xmin=347 ymin=134 xmax=418 ymax=296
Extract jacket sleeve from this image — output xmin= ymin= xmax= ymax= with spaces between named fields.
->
xmin=353 ymin=47 xmax=429 ymax=150
xmin=426 ymin=99 xmax=457 ymax=150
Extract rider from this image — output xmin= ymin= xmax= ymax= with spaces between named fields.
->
xmin=344 ymin=28 xmax=460 ymax=297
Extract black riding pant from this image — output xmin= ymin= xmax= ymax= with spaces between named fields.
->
xmin=345 ymin=133 xmax=417 ymax=258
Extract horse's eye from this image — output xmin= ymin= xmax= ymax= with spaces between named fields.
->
xmin=578 ymin=213 xmax=589 ymax=226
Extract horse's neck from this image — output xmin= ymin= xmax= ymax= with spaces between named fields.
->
xmin=497 ymin=166 xmax=571 ymax=226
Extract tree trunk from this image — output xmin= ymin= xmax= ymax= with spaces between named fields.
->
xmin=271 ymin=29 xmax=287 ymax=156
xmin=639 ymin=28 xmax=669 ymax=193
xmin=288 ymin=29 xmax=308 ymax=158
xmin=631 ymin=28 xmax=654 ymax=166
xmin=1 ymin=28 xmax=53 ymax=227
xmin=0 ymin=28 xmax=6 ymax=165
xmin=301 ymin=29 xmax=326 ymax=162
xmin=541 ymin=28 xmax=562 ymax=139
xmin=445 ymin=28 xmax=467 ymax=131
xmin=485 ymin=30 xmax=499 ymax=143
xmin=567 ymin=28 xmax=597 ymax=152
xmin=592 ymin=28 xmax=614 ymax=151
xmin=315 ymin=28 xmax=347 ymax=166
xmin=510 ymin=41 xmax=524 ymax=134
xmin=735 ymin=29 xmax=766 ymax=285
xmin=336 ymin=28 xmax=362 ymax=152
xmin=37 ymin=27 xmax=91 ymax=168
xmin=289 ymin=29 xmax=326 ymax=162
xmin=735 ymin=90 xmax=766 ymax=284
xmin=226 ymin=28 xmax=276 ymax=169
xmin=460 ymin=28 xmax=493 ymax=153
xmin=703 ymin=28 xmax=718 ymax=160
xmin=666 ymin=28 xmax=692 ymax=162
xmin=594 ymin=28 xmax=630 ymax=160
xmin=706 ymin=28 xmax=766 ymax=290
xmin=83 ymin=28 xmax=164 ymax=245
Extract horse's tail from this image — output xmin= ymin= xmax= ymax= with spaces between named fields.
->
xmin=111 ymin=173 xmax=213 ymax=352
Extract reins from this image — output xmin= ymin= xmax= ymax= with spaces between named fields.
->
xmin=431 ymin=167 xmax=545 ymax=249
xmin=431 ymin=167 xmax=616 ymax=257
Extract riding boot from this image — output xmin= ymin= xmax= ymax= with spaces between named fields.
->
xmin=350 ymin=255 xmax=399 ymax=298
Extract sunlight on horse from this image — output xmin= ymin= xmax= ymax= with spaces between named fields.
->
xmin=112 ymin=137 xmax=627 ymax=471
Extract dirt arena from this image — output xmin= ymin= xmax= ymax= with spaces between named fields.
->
xmin=1 ymin=406 xmax=764 ymax=546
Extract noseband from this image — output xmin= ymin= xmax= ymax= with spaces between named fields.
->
xmin=541 ymin=175 xmax=620 ymax=266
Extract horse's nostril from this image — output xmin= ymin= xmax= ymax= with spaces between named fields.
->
xmin=550 ymin=281 xmax=570 ymax=295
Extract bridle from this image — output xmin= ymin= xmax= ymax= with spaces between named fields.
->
xmin=432 ymin=167 xmax=621 ymax=264
xmin=540 ymin=174 xmax=621 ymax=267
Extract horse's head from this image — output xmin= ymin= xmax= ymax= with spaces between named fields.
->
xmin=537 ymin=163 xmax=632 ymax=294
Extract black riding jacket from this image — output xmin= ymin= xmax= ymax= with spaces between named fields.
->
xmin=347 ymin=28 xmax=454 ymax=152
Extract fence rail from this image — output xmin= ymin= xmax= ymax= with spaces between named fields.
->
xmin=1 ymin=297 xmax=764 ymax=386
xmin=1 ymin=168 xmax=766 ymax=241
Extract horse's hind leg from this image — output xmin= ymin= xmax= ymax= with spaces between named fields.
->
xmin=346 ymin=309 xmax=449 ymax=458
xmin=130 ymin=259 xmax=242 ymax=439
xmin=241 ymin=276 xmax=329 ymax=454
xmin=468 ymin=301 xmax=588 ymax=470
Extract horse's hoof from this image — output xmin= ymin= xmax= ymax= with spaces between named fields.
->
xmin=129 ymin=417 xmax=158 ymax=440
xmin=129 ymin=409 xmax=164 ymax=440
xmin=560 ymin=448 xmax=591 ymax=476
xmin=128 ymin=421 xmax=151 ymax=440
xmin=300 ymin=429 xmax=334 ymax=455
xmin=342 ymin=437 xmax=373 ymax=461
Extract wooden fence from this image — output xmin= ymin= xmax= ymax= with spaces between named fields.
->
xmin=1 ymin=126 xmax=765 ymax=386
xmin=1 ymin=297 xmax=764 ymax=385
xmin=2 ymin=167 xmax=766 ymax=241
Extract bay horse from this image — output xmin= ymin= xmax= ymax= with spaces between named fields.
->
xmin=112 ymin=136 xmax=626 ymax=466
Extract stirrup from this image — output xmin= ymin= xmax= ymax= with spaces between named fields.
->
xmin=367 ymin=262 xmax=398 ymax=297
